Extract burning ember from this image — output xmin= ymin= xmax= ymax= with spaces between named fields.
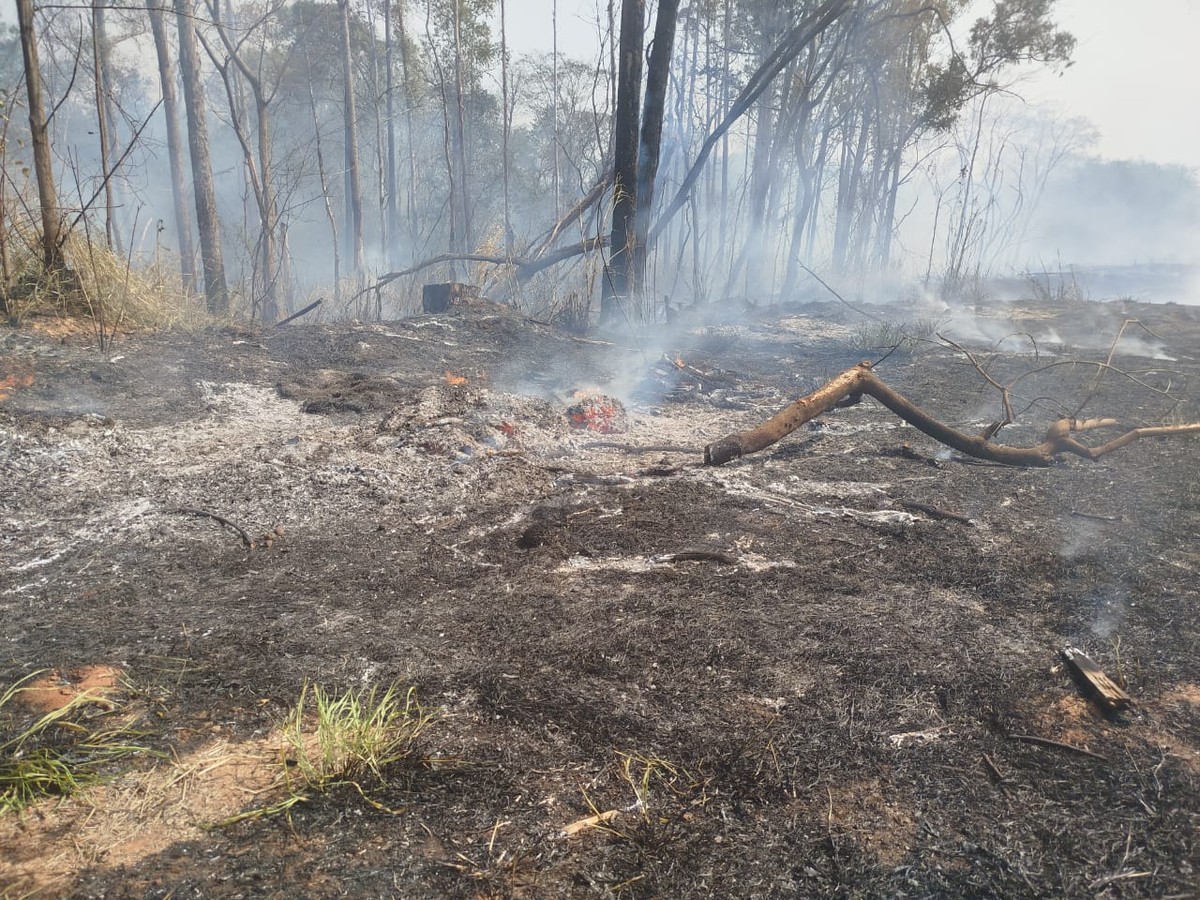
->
xmin=0 ymin=370 xmax=34 ymax=402
xmin=444 ymin=370 xmax=468 ymax=386
xmin=566 ymin=391 xmax=627 ymax=434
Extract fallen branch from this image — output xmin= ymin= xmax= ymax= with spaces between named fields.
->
xmin=652 ymin=550 xmax=739 ymax=565
xmin=275 ymin=298 xmax=322 ymax=328
xmin=899 ymin=500 xmax=974 ymax=526
xmin=354 ymin=236 xmax=607 ymax=301
xmin=173 ymin=506 xmax=252 ymax=549
xmin=702 ymin=362 xmax=1200 ymax=467
xmin=1008 ymin=733 xmax=1109 ymax=763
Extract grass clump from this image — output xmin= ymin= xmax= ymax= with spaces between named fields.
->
xmin=284 ymin=681 xmax=435 ymax=793
xmin=214 ymin=682 xmax=436 ymax=827
xmin=0 ymin=672 xmax=149 ymax=815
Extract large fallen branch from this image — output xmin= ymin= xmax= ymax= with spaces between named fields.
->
xmin=702 ymin=362 xmax=1200 ymax=467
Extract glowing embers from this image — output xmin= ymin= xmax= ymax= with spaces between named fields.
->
xmin=566 ymin=391 xmax=628 ymax=434
xmin=0 ymin=367 xmax=34 ymax=401
xmin=443 ymin=370 xmax=469 ymax=386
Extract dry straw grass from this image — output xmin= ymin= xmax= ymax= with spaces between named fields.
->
xmin=2 ymin=226 xmax=211 ymax=333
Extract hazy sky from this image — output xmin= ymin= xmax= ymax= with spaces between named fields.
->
xmin=501 ymin=0 xmax=1200 ymax=172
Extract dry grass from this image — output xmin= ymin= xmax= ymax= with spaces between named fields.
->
xmin=2 ymin=228 xmax=211 ymax=336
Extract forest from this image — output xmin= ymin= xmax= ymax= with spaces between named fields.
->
xmin=6 ymin=2 xmax=1200 ymax=896
xmin=6 ymin=0 xmax=1158 ymax=329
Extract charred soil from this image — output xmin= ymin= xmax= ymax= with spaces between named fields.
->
xmin=2 ymin=298 xmax=1200 ymax=898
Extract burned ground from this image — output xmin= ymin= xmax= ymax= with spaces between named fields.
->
xmin=2 ymin=298 xmax=1199 ymax=898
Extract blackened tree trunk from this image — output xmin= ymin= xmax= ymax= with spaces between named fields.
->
xmin=147 ymin=0 xmax=196 ymax=293
xmin=16 ymin=0 xmax=62 ymax=271
xmin=174 ymin=0 xmax=227 ymax=313
xmin=600 ymin=0 xmax=645 ymax=324
xmin=629 ymin=0 xmax=680 ymax=297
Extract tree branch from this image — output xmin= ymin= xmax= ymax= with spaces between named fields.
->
xmin=702 ymin=362 xmax=1200 ymax=467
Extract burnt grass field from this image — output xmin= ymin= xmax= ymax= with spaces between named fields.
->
xmin=2 ymin=295 xmax=1199 ymax=898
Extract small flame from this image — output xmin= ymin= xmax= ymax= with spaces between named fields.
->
xmin=674 ymin=355 xmax=685 ymax=368
xmin=444 ymin=370 xmax=468 ymax=386
xmin=0 ymin=371 xmax=34 ymax=401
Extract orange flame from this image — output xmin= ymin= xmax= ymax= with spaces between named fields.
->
xmin=444 ymin=370 xmax=468 ymax=386
xmin=0 ymin=371 xmax=34 ymax=401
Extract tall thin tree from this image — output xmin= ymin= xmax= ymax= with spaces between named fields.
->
xmin=338 ymin=0 xmax=366 ymax=279
xmin=600 ymin=0 xmax=644 ymax=323
xmin=16 ymin=0 xmax=63 ymax=271
xmin=146 ymin=0 xmax=196 ymax=293
xmin=174 ymin=0 xmax=228 ymax=312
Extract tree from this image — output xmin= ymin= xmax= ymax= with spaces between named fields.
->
xmin=16 ymin=0 xmax=62 ymax=271
xmin=628 ymin=0 xmax=680 ymax=297
xmin=146 ymin=0 xmax=197 ymax=294
xmin=174 ymin=0 xmax=228 ymax=313
xmin=338 ymin=0 xmax=365 ymax=279
xmin=599 ymin=0 xmax=645 ymax=323
xmin=199 ymin=0 xmax=292 ymax=322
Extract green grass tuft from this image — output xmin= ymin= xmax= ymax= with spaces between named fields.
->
xmin=0 ymin=672 xmax=149 ymax=815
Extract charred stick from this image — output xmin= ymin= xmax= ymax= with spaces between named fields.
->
xmin=1007 ymin=733 xmax=1109 ymax=763
xmin=899 ymin=500 xmax=974 ymax=526
xmin=173 ymin=506 xmax=253 ymax=549
xmin=582 ymin=441 xmax=695 ymax=453
xmin=1061 ymin=646 xmax=1133 ymax=713
xmin=1069 ymin=510 xmax=1120 ymax=523
xmin=274 ymin=298 xmax=322 ymax=328
xmin=654 ymin=550 xmax=739 ymax=565
xmin=981 ymin=752 xmax=1007 ymax=785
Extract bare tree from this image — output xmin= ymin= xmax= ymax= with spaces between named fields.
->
xmin=16 ymin=0 xmax=63 ymax=271
xmin=146 ymin=0 xmax=196 ymax=293
xmin=599 ymin=0 xmax=644 ymax=323
xmin=629 ymin=0 xmax=680 ymax=296
xmin=199 ymin=0 xmax=291 ymax=322
xmin=174 ymin=0 xmax=227 ymax=313
xmin=91 ymin=0 xmax=124 ymax=254
xmin=338 ymin=0 xmax=366 ymax=280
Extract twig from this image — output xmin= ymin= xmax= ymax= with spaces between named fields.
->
xmin=173 ymin=506 xmax=252 ymax=549
xmin=1008 ymin=733 xmax=1109 ymax=763
xmin=1070 ymin=510 xmax=1119 ymax=523
xmin=797 ymin=262 xmax=885 ymax=323
xmin=582 ymin=441 xmax=695 ymax=454
xmin=981 ymin=752 xmax=1007 ymax=785
xmin=899 ymin=500 xmax=974 ymax=526
xmin=653 ymin=550 xmax=739 ymax=565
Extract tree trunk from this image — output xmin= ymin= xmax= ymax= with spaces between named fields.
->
xmin=146 ymin=0 xmax=196 ymax=294
xmin=451 ymin=0 xmax=471 ymax=254
xmin=600 ymin=0 xmax=645 ymax=324
xmin=383 ymin=0 xmax=399 ymax=267
xmin=338 ymin=0 xmax=365 ymax=279
xmin=630 ymin=0 xmax=680 ymax=297
xmin=16 ymin=0 xmax=63 ymax=271
xmin=499 ymin=0 xmax=512 ymax=256
xmin=91 ymin=1 xmax=124 ymax=256
xmin=174 ymin=0 xmax=227 ymax=312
